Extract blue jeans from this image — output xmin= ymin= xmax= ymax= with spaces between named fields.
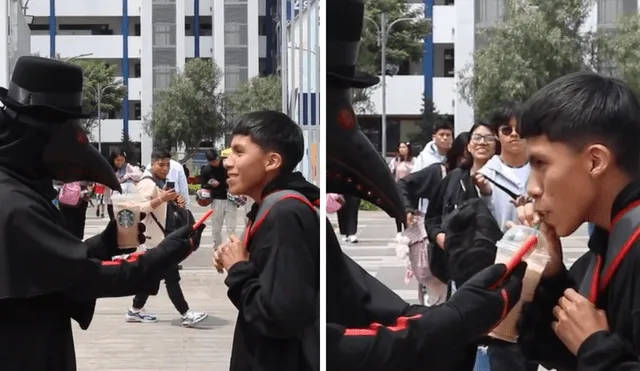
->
xmin=587 ymin=223 xmax=595 ymax=237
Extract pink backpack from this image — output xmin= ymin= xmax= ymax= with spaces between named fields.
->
xmin=58 ymin=182 xmax=82 ymax=207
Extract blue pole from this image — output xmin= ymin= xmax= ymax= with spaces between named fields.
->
xmin=423 ymin=0 xmax=434 ymax=99
xmin=194 ymin=0 xmax=200 ymax=57
xmin=49 ymin=0 xmax=56 ymax=57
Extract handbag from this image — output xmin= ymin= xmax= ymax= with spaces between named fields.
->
xmin=58 ymin=182 xmax=82 ymax=207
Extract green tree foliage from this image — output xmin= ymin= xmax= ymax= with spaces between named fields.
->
xmin=224 ymin=75 xmax=282 ymax=116
xmin=458 ymin=0 xmax=597 ymax=119
xmin=354 ymin=0 xmax=430 ymax=110
xmin=410 ymin=96 xmax=452 ymax=144
xmin=599 ymin=14 xmax=640 ymax=95
xmin=143 ymin=58 xmax=225 ymax=155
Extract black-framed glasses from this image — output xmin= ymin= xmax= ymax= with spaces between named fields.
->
xmin=471 ymin=134 xmax=497 ymax=143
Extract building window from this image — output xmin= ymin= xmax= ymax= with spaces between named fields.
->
xmin=444 ymin=48 xmax=454 ymax=77
xmin=132 ymin=102 xmax=142 ymax=120
xmin=134 ymin=63 xmax=141 ymax=78
xmin=153 ymin=24 xmax=176 ymax=47
xmin=154 ymin=66 xmax=175 ymax=90
xmin=225 ymin=66 xmax=249 ymax=91
xmin=475 ymin=0 xmax=506 ymax=26
xmin=225 ymin=23 xmax=248 ymax=46
xmin=134 ymin=24 xmax=141 ymax=36
xmin=598 ymin=0 xmax=637 ymax=27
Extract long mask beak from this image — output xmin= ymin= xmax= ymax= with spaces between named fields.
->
xmin=43 ymin=120 xmax=122 ymax=193
xmin=326 ymin=92 xmax=405 ymax=223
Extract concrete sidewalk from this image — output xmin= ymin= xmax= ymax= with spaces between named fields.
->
xmin=73 ymin=271 xmax=237 ymax=371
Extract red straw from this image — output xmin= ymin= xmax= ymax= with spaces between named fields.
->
xmin=491 ymin=235 xmax=538 ymax=288
xmin=193 ymin=209 xmax=213 ymax=230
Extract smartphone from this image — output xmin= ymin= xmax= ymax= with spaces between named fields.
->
xmin=166 ymin=181 xmax=176 ymax=189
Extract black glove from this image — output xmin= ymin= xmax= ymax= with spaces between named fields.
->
xmin=447 ymin=262 xmax=527 ymax=343
xmin=161 ymin=223 xmax=206 ymax=253
xmin=85 ymin=212 xmax=147 ymax=260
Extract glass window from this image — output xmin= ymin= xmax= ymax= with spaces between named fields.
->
xmin=475 ymin=0 xmax=506 ymax=26
xmin=598 ymin=0 xmax=636 ymax=26
xmin=153 ymin=24 xmax=176 ymax=47
xmin=224 ymin=66 xmax=249 ymax=91
xmin=154 ymin=66 xmax=174 ymax=90
xmin=224 ymin=23 xmax=249 ymax=46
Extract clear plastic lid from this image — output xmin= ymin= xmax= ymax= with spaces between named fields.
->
xmin=496 ymin=225 xmax=550 ymax=266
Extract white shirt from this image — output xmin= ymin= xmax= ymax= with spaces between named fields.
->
xmin=146 ymin=159 xmax=190 ymax=206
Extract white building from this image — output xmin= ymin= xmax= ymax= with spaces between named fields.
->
xmin=365 ymin=0 xmax=629 ymax=155
xmin=23 ymin=0 xmax=269 ymax=164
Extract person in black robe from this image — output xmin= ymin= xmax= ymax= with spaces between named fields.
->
xmin=325 ymin=2 xmax=527 ymax=370
xmin=0 ymin=56 xmax=205 ymax=371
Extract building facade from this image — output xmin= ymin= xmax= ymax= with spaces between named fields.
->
xmin=365 ymin=0 xmax=633 ymax=155
xmin=24 ymin=0 xmax=270 ymax=164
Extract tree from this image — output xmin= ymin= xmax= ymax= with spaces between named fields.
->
xmin=143 ymin=58 xmax=225 ymax=157
xmin=599 ymin=14 xmax=640 ymax=95
xmin=73 ymin=59 xmax=127 ymax=136
xmin=354 ymin=0 xmax=430 ymax=111
xmin=410 ymin=96 xmax=452 ymax=144
xmin=224 ymin=75 xmax=282 ymax=116
xmin=458 ymin=0 xmax=597 ymax=119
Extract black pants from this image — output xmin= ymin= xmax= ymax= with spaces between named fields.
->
xmin=59 ymin=202 xmax=88 ymax=240
xmin=395 ymin=219 xmax=403 ymax=233
xmin=107 ymin=204 xmax=115 ymax=221
xmin=488 ymin=341 xmax=539 ymax=371
xmin=337 ymin=196 xmax=360 ymax=236
xmin=132 ymin=266 xmax=189 ymax=315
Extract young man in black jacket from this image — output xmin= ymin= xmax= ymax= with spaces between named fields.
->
xmin=515 ymin=72 xmax=640 ymax=371
xmin=212 ymin=111 xmax=319 ymax=371
xmin=200 ymin=149 xmax=236 ymax=250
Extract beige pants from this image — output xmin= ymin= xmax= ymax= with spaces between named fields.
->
xmin=211 ymin=198 xmax=237 ymax=248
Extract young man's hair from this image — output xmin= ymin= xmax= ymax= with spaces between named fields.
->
xmin=489 ymin=100 xmax=522 ymax=132
xmin=150 ymin=147 xmax=171 ymax=162
xmin=205 ymin=149 xmax=218 ymax=162
xmin=433 ymin=121 xmax=454 ymax=134
xmin=520 ymin=71 xmax=640 ymax=174
xmin=231 ymin=110 xmax=304 ymax=173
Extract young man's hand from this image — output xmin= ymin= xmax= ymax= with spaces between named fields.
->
xmin=218 ymin=234 xmax=249 ymax=270
xmin=176 ymin=195 xmax=186 ymax=208
xmin=159 ymin=189 xmax=178 ymax=202
xmin=552 ymin=289 xmax=609 ymax=355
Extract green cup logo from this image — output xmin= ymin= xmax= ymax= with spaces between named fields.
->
xmin=117 ymin=209 xmax=136 ymax=228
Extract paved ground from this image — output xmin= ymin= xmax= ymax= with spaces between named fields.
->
xmin=331 ymin=210 xmax=590 ymax=371
xmin=76 ymin=202 xmax=245 ymax=370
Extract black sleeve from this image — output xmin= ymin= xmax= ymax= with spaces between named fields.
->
xmin=224 ymin=199 xmax=319 ymax=339
xmin=425 ymin=172 xmax=451 ymax=243
xmin=397 ymin=164 xmax=441 ymax=214
xmin=326 ymin=303 xmax=468 ymax=371
xmin=200 ymin=166 xmax=212 ymax=190
xmin=7 ymin=203 xmax=191 ymax=301
xmin=517 ymin=266 xmax=578 ymax=370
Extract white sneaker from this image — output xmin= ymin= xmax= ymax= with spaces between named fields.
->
xmin=347 ymin=235 xmax=358 ymax=243
xmin=125 ymin=308 xmax=158 ymax=323
xmin=181 ymin=310 xmax=208 ymax=327
xmin=341 ymin=236 xmax=349 ymax=242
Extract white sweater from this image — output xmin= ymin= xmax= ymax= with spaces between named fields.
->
xmin=136 ymin=174 xmax=167 ymax=248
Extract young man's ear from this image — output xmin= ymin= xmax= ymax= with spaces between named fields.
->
xmin=587 ymin=144 xmax=612 ymax=178
xmin=265 ymin=152 xmax=284 ymax=172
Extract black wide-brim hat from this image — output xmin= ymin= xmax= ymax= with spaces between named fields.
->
xmin=327 ymin=0 xmax=381 ymax=90
xmin=0 ymin=56 xmax=92 ymax=120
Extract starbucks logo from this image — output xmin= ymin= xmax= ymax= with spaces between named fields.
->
xmin=117 ymin=209 xmax=136 ymax=228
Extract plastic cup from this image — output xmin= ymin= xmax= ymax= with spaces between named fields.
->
xmin=111 ymin=191 xmax=146 ymax=249
xmin=489 ymin=225 xmax=550 ymax=343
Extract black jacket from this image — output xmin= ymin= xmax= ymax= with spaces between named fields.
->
xmin=224 ymin=172 xmax=320 ymax=371
xmin=518 ymin=182 xmax=640 ymax=371
xmin=200 ymin=163 xmax=228 ymax=199
xmin=397 ymin=162 xmax=445 ymax=213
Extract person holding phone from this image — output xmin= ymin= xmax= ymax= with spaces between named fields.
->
xmin=125 ymin=148 xmax=208 ymax=326
xmin=200 ymin=149 xmax=237 ymax=250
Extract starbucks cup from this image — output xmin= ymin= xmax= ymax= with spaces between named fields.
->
xmin=489 ymin=225 xmax=550 ymax=343
xmin=111 ymin=191 xmax=146 ymax=249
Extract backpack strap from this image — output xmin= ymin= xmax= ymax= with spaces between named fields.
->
xmin=243 ymin=190 xmax=320 ymax=247
xmin=139 ymin=174 xmax=166 ymax=234
xmin=578 ymin=202 xmax=640 ymax=302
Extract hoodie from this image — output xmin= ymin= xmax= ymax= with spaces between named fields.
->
xmin=224 ymin=171 xmax=320 ymax=371
xmin=411 ymin=141 xmax=447 ymax=213
xmin=477 ymin=155 xmax=530 ymax=231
